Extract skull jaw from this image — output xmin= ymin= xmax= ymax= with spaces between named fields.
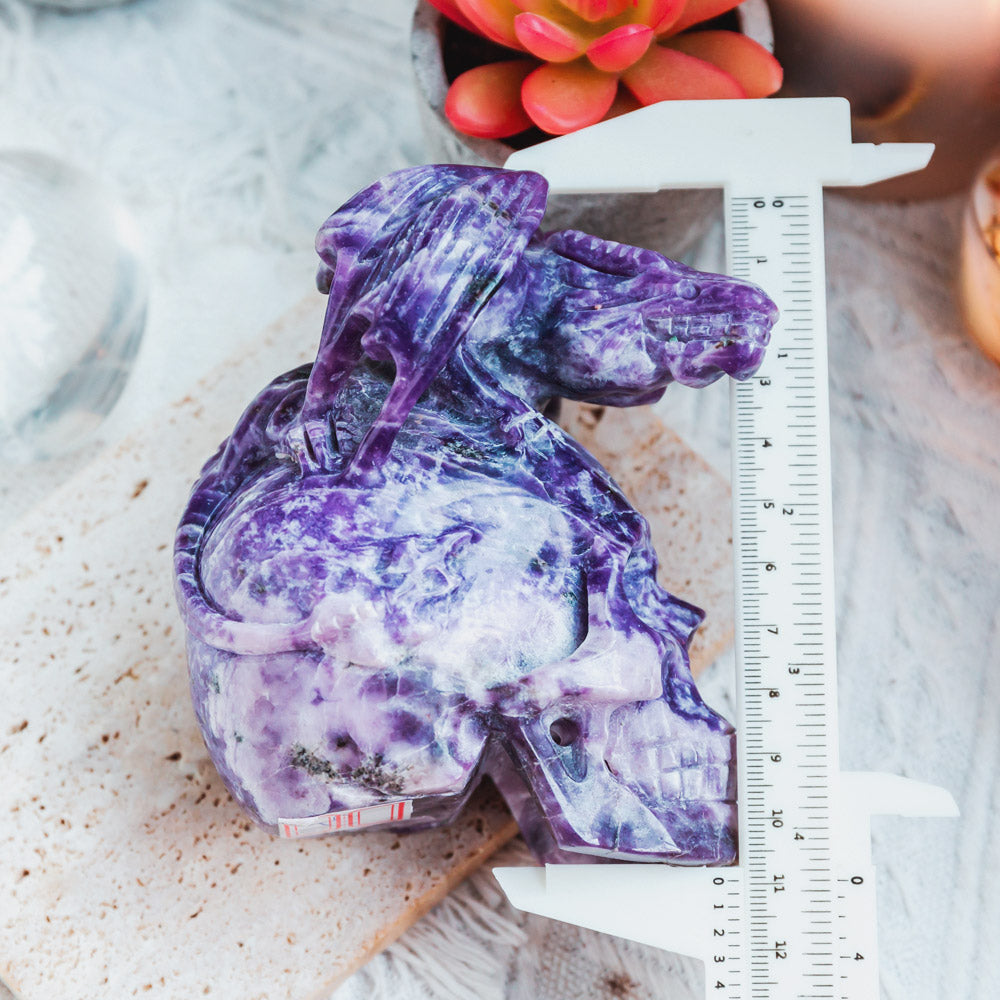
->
xmin=488 ymin=758 xmax=738 ymax=866
xmin=495 ymin=714 xmax=738 ymax=866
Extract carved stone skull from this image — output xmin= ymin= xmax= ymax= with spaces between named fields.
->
xmin=175 ymin=166 xmax=776 ymax=864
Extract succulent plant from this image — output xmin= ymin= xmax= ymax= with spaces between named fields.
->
xmin=427 ymin=0 xmax=783 ymax=138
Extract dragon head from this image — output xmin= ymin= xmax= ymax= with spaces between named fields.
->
xmin=468 ymin=224 xmax=777 ymax=407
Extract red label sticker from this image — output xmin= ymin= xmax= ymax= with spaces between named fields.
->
xmin=278 ymin=799 xmax=413 ymax=839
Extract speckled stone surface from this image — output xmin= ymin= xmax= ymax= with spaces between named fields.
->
xmin=0 ymin=295 xmax=732 ymax=999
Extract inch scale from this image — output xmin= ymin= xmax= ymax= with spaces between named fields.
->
xmin=729 ymin=188 xmax=845 ymax=1000
xmin=498 ymin=99 xmax=958 ymax=999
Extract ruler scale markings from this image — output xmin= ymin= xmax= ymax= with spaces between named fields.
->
xmin=729 ymin=183 xmax=840 ymax=1000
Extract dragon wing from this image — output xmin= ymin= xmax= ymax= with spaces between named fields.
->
xmin=297 ymin=167 xmax=549 ymax=477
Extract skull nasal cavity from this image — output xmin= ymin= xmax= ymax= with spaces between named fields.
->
xmin=677 ymin=280 xmax=700 ymax=300
xmin=549 ymin=717 xmax=580 ymax=747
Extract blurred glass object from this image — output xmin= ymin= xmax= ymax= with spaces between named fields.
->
xmin=0 ymin=151 xmax=147 ymax=463
xmin=22 ymin=1 xmax=130 ymax=8
xmin=768 ymin=0 xmax=1000 ymax=199
xmin=959 ymin=153 xmax=1000 ymax=362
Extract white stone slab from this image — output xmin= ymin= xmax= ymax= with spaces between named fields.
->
xmin=0 ymin=296 xmax=731 ymax=999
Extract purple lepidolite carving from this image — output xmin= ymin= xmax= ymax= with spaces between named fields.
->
xmin=174 ymin=165 xmax=777 ymax=864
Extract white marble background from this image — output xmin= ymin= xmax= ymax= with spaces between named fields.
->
xmin=1 ymin=0 xmax=998 ymax=997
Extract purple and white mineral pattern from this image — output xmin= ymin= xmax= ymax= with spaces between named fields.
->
xmin=174 ymin=165 xmax=777 ymax=865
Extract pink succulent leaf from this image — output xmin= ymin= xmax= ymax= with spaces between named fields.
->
xmin=662 ymin=0 xmax=745 ymax=36
xmin=455 ymin=0 xmax=525 ymax=49
xmin=587 ymin=23 xmax=654 ymax=72
xmin=423 ymin=0 xmax=480 ymax=35
xmin=603 ymin=85 xmax=643 ymax=119
xmin=522 ymin=61 xmax=619 ymax=134
xmin=446 ymin=60 xmax=537 ymax=137
xmin=635 ymin=0 xmax=686 ymax=32
xmin=622 ymin=43 xmax=746 ymax=102
xmin=559 ymin=0 xmax=633 ymax=22
xmin=666 ymin=30 xmax=782 ymax=97
xmin=514 ymin=13 xmax=587 ymax=62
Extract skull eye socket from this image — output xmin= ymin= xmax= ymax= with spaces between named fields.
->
xmin=549 ymin=717 xmax=580 ymax=747
xmin=676 ymin=279 xmax=700 ymax=300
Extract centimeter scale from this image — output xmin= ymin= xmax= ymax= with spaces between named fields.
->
xmin=496 ymin=99 xmax=958 ymax=1000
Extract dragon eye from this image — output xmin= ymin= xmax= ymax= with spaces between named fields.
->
xmin=676 ymin=280 xmax=700 ymax=300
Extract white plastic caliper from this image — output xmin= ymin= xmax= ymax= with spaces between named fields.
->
xmin=497 ymin=98 xmax=958 ymax=1000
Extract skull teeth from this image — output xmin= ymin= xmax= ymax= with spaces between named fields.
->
xmin=606 ymin=703 xmax=735 ymax=804
xmin=660 ymin=768 xmax=682 ymax=798
xmin=657 ymin=763 xmax=732 ymax=803
xmin=625 ymin=759 xmax=733 ymax=803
